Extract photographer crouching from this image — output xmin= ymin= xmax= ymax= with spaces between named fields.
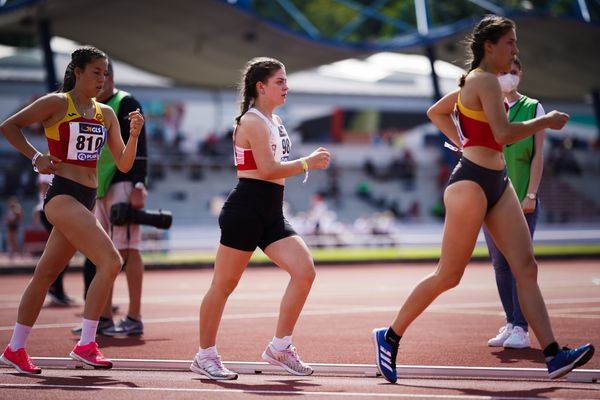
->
xmin=72 ymin=59 xmax=151 ymax=337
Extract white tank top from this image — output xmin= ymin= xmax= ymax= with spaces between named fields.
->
xmin=245 ymin=107 xmax=291 ymax=163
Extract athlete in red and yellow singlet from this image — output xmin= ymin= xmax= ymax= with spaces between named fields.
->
xmin=0 ymin=47 xmax=145 ymax=375
xmin=44 ymin=93 xmax=107 ymax=168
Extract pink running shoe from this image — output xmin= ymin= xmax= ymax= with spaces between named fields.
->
xmin=69 ymin=342 xmax=112 ymax=369
xmin=0 ymin=345 xmax=41 ymax=375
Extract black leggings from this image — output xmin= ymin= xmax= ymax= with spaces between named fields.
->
xmin=447 ymin=156 xmax=508 ymax=211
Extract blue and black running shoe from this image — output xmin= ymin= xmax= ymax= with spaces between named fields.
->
xmin=372 ymin=327 xmax=398 ymax=383
xmin=547 ymin=343 xmax=594 ymax=379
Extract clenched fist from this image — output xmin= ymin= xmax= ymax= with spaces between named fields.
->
xmin=128 ymin=108 xmax=145 ymax=138
xmin=306 ymin=147 xmax=330 ymax=170
xmin=545 ymin=110 xmax=569 ymax=130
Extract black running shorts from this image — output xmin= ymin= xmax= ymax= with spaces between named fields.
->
xmin=219 ymin=178 xmax=297 ymax=251
xmin=41 ymin=175 xmax=97 ymax=228
xmin=447 ymin=156 xmax=508 ymax=211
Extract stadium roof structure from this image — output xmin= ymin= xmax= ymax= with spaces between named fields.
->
xmin=0 ymin=0 xmax=599 ymax=102
xmin=0 ymin=39 xmax=173 ymax=87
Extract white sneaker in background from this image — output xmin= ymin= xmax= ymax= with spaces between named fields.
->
xmin=503 ymin=326 xmax=530 ymax=349
xmin=487 ymin=323 xmax=513 ymax=347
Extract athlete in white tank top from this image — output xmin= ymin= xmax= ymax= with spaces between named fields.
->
xmin=246 ymin=107 xmax=291 ymax=163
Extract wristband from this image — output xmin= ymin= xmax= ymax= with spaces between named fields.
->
xmin=300 ymin=158 xmax=309 ymax=184
xmin=32 ymin=151 xmax=42 ymax=172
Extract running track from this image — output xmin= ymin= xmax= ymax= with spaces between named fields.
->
xmin=1 ymin=260 xmax=599 ymax=399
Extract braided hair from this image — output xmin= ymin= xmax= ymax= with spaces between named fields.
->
xmin=58 ymin=46 xmax=107 ymax=92
xmin=234 ymin=57 xmax=285 ymax=125
xmin=459 ymin=15 xmax=515 ymax=87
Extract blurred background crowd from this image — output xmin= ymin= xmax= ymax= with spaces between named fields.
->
xmin=1 ymin=0 xmax=599 ymax=257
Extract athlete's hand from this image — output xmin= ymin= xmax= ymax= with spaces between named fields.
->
xmin=128 ymin=108 xmax=144 ymax=138
xmin=521 ymin=197 xmax=536 ymax=214
xmin=35 ymin=154 xmax=62 ymax=174
xmin=306 ymin=147 xmax=330 ymax=170
xmin=545 ymin=110 xmax=569 ymax=130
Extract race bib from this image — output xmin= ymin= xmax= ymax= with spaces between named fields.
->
xmin=275 ymin=125 xmax=291 ymax=162
xmin=67 ymin=122 xmax=106 ymax=161
xmin=450 ymin=105 xmax=468 ymax=148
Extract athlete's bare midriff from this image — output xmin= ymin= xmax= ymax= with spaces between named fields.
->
xmin=54 ymin=163 xmax=98 ymax=189
xmin=237 ymin=170 xmax=285 ymax=187
xmin=462 ymin=146 xmax=505 ymax=171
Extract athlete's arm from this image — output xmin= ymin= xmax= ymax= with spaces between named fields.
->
xmin=427 ymin=89 xmax=461 ymax=147
xmin=239 ymin=114 xmax=329 ymax=180
xmin=523 ymin=103 xmax=546 ymax=213
xmin=103 ymin=105 xmax=143 ymax=173
xmin=478 ymin=75 xmax=568 ymax=144
xmin=0 ymin=94 xmax=64 ymax=173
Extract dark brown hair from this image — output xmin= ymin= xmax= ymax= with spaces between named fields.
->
xmin=235 ymin=57 xmax=285 ymax=125
xmin=59 ymin=46 xmax=107 ymax=92
xmin=459 ymin=15 xmax=515 ymax=87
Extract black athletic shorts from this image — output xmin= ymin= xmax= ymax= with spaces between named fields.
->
xmin=41 ymin=175 xmax=97 ymax=228
xmin=219 ymin=178 xmax=297 ymax=251
xmin=447 ymin=156 xmax=508 ymax=211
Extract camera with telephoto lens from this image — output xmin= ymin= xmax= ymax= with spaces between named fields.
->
xmin=110 ymin=202 xmax=173 ymax=230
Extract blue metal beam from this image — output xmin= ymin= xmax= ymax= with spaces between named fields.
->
xmin=415 ymin=0 xmax=429 ymax=35
xmin=334 ymin=0 xmax=390 ymax=41
xmin=577 ymin=0 xmax=592 ymax=21
xmin=467 ymin=0 xmax=506 ymax=16
xmin=221 ymin=0 xmax=597 ymax=51
xmin=275 ymin=0 xmax=321 ymax=39
xmin=0 ymin=0 xmax=42 ymax=15
xmin=334 ymin=0 xmax=416 ymax=32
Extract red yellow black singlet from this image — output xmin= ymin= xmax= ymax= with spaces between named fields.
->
xmin=456 ymin=93 xmax=503 ymax=152
xmin=44 ymin=93 xmax=107 ymax=167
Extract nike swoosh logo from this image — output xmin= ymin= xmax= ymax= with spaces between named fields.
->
xmin=68 ymin=113 xmax=77 ymax=117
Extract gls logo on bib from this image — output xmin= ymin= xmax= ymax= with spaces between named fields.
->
xmin=79 ymin=123 xmax=104 ymax=135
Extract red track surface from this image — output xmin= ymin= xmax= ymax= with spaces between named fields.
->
xmin=1 ymin=259 xmax=599 ymax=399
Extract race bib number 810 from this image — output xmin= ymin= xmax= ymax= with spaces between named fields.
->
xmin=68 ymin=122 xmax=106 ymax=161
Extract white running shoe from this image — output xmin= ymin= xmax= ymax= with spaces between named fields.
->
xmin=503 ymin=326 xmax=530 ymax=349
xmin=488 ymin=323 xmax=513 ymax=347
xmin=190 ymin=353 xmax=237 ymax=380
xmin=261 ymin=343 xmax=314 ymax=376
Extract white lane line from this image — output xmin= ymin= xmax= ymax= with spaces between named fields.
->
xmin=0 ymin=383 xmax=580 ymax=399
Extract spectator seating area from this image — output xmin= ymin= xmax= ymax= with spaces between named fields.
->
xmin=1 ymin=141 xmax=599 ymax=255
